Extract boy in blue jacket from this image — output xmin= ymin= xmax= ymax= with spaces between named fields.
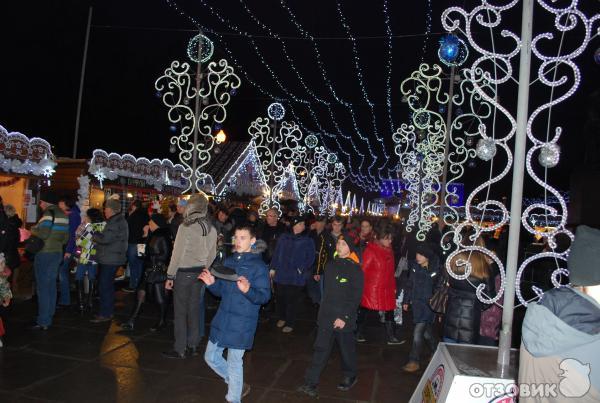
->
xmin=199 ymin=226 xmax=271 ymax=403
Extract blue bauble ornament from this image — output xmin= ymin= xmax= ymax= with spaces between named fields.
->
xmin=439 ymin=104 xmax=447 ymax=114
xmin=214 ymin=123 xmax=222 ymax=131
xmin=230 ymin=88 xmax=237 ymax=96
xmin=169 ymin=125 xmax=177 ymax=133
xmin=155 ymin=91 xmax=162 ymax=98
xmin=594 ymin=47 xmax=600 ymax=65
xmin=439 ymin=34 xmax=460 ymax=63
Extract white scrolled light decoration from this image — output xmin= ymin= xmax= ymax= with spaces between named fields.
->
xmin=155 ymin=38 xmax=241 ymax=193
xmin=476 ymin=137 xmax=497 ymax=161
xmin=537 ymin=143 xmax=560 ymax=168
xmin=441 ymin=0 xmax=599 ymax=307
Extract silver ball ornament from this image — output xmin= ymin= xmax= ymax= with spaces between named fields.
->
xmin=476 ymin=138 xmax=497 ymax=161
xmin=538 ymin=144 xmax=560 ymax=168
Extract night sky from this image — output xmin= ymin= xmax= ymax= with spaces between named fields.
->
xmin=1 ymin=0 xmax=598 ymax=199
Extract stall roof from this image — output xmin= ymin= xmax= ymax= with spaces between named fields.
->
xmin=0 ymin=124 xmax=56 ymax=178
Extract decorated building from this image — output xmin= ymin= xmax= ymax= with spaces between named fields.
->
xmin=0 ymin=125 xmax=56 ymax=224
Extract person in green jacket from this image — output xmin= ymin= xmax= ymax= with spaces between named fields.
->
xmin=29 ymin=190 xmax=69 ymax=330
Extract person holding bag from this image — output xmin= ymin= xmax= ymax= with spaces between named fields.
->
xmin=121 ymin=213 xmax=172 ymax=331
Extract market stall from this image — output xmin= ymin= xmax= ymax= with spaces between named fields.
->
xmin=0 ymin=125 xmax=56 ymax=224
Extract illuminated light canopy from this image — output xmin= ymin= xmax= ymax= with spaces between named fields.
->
xmin=187 ymin=33 xmax=214 ymax=63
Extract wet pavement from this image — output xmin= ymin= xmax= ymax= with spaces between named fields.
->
xmin=0 ymin=288 xmax=425 ymax=403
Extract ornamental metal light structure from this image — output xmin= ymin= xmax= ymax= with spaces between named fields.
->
xmin=440 ymin=0 xmax=599 ymax=372
xmin=392 ymin=61 xmax=496 ymax=241
xmin=249 ymin=103 xmax=305 ymax=216
xmin=155 ymin=33 xmax=241 ymax=193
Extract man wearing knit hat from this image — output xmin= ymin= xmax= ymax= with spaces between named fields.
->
xmin=298 ymin=234 xmax=364 ymax=397
xmin=90 ymin=198 xmax=128 ymax=323
xmin=29 ymin=190 xmax=69 ymax=330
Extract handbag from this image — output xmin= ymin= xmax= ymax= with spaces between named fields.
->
xmin=24 ymin=210 xmax=55 ymax=256
xmin=145 ymin=265 xmax=167 ymax=284
xmin=429 ymin=280 xmax=449 ymax=315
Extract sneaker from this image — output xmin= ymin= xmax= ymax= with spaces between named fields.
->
xmin=276 ymin=320 xmax=286 ymax=328
xmin=402 ymin=361 xmax=420 ymax=372
xmin=297 ymin=384 xmax=318 ymax=398
xmin=90 ymin=315 xmax=112 ymax=324
xmin=337 ymin=376 xmax=357 ymax=391
xmin=185 ymin=346 xmax=199 ymax=357
xmin=356 ymin=332 xmax=366 ymax=343
xmin=121 ymin=287 xmax=136 ymax=293
xmin=162 ymin=350 xmax=186 ymax=359
xmin=241 ymin=383 xmax=251 ymax=398
xmin=114 ymin=274 xmax=127 ymax=282
xmin=28 ymin=323 xmax=49 ymax=331
xmin=282 ymin=326 xmax=293 ymax=333
xmin=386 ymin=337 xmax=405 ymax=346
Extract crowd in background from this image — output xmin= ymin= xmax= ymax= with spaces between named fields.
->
xmin=0 ymin=190 xmax=521 ymax=400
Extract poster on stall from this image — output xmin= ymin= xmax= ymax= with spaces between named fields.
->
xmin=25 ymin=190 xmax=38 ymax=223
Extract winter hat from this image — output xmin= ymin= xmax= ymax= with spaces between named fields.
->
xmin=150 ymin=213 xmax=168 ymax=229
xmin=105 ymin=198 xmax=122 ymax=213
xmin=185 ymin=192 xmax=209 ymax=218
xmin=337 ymin=232 xmax=360 ymax=257
xmin=415 ymin=242 xmax=436 ymax=262
xmin=568 ymin=225 xmax=600 ymax=286
xmin=39 ymin=190 xmax=59 ymax=205
xmin=289 ymin=215 xmax=306 ymax=228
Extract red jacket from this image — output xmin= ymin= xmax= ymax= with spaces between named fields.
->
xmin=360 ymin=242 xmax=396 ymax=311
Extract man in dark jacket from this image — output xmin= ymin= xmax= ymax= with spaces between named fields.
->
xmin=91 ymin=198 xmax=128 ymax=323
xmin=307 ymin=216 xmax=336 ymax=305
xmin=270 ymin=216 xmax=315 ymax=333
xmin=258 ymin=208 xmax=286 ymax=264
xmin=298 ymin=234 xmax=364 ymax=398
xmin=124 ymin=200 xmax=149 ymax=292
xmin=57 ymin=195 xmax=81 ymax=307
xmin=199 ymin=226 xmax=271 ymax=403
xmin=402 ymin=242 xmax=441 ymax=372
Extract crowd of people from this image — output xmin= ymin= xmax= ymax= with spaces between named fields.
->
xmin=0 ymin=190 xmax=539 ymax=402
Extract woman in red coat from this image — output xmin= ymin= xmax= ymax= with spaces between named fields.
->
xmin=356 ymin=224 xmax=402 ymax=345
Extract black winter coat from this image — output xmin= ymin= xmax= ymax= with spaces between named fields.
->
xmin=94 ymin=213 xmax=129 ymax=265
xmin=127 ymin=208 xmax=150 ymax=244
xmin=3 ymin=215 xmax=22 ymax=269
xmin=404 ymin=260 xmax=442 ymax=323
xmin=318 ymin=257 xmax=364 ymax=333
xmin=144 ymin=228 xmax=173 ymax=269
xmin=443 ymin=275 xmax=495 ymax=343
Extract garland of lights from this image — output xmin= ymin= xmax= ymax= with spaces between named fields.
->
xmin=214 ymin=140 xmax=269 ymax=197
xmin=165 ymin=0 xmax=439 ymax=190
xmin=440 ymin=0 xmax=599 ymax=306
xmin=154 ymin=34 xmax=241 ymax=193
xmin=0 ymin=125 xmax=56 ymax=178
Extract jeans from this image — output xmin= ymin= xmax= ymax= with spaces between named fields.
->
xmin=198 ymin=284 xmax=206 ymax=339
xmin=205 ymin=340 xmax=245 ymax=403
xmin=127 ymin=244 xmax=144 ymax=289
xmin=173 ymin=272 xmax=203 ymax=354
xmin=58 ymin=256 xmax=71 ymax=305
xmin=98 ymin=264 xmax=118 ymax=317
xmin=75 ymin=263 xmax=98 ymax=281
xmin=34 ymin=252 xmax=63 ymax=327
xmin=408 ymin=322 xmax=437 ymax=363
xmin=305 ymin=327 xmax=357 ymax=386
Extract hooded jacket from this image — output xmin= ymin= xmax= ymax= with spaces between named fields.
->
xmin=93 ymin=212 xmax=128 ymax=265
xmin=360 ymin=241 xmax=396 ymax=311
xmin=207 ymin=240 xmax=271 ymax=350
xmin=270 ymin=231 xmax=315 ymax=286
xmin=404 ymin=258 xmax=441 ymax=323
xmin=519 ymin=287 xmax=600 ymax=402
xmin=167 ymin=195 xmax=217 ymax=278
xmin=318 ymin=256 xmax=364 ymax=332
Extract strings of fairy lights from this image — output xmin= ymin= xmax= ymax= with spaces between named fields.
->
xmin=163 ymin=0 xmax=436 ymax=190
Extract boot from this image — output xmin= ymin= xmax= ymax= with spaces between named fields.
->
xmin=76 ymin=280 xmax=85 ymax=313
xmin=150 ymin=301 xmax=167 ymax=332
xmin=385 ymin=321 xmax=403 ymax=345
xmin=356 ymin=322 xmax=366 ymax=343
xmin=122 ymin=293 xmax=144 ymax=331
xmin=87 ymin=281 xmax=96 ymax=312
